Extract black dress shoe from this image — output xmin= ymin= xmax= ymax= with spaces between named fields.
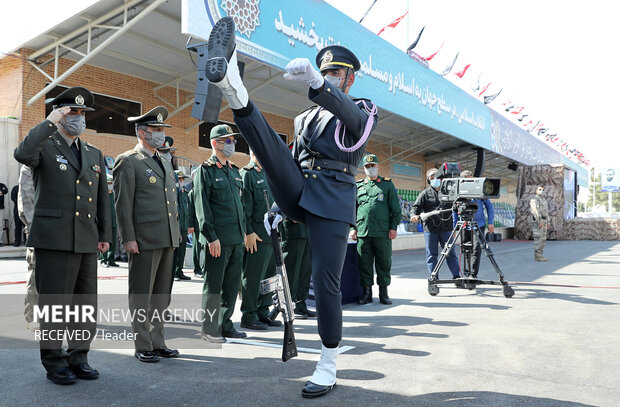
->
xmin=176 ymin=274 xmax=191 ymax=280
xmin=205 ymin=16 xmax=237 ymax=83
xmin=154 ymin=347 xmax=180 ymax=358
xmin=259 ymin=317 xmax=282 ymax=327
xmin=134 ymin=351 xmax=160 ymax=363
xmin=240 ymin=320 xmax=268 ymax=330
xmin=302 ymin=308 xmax=317 ymax=318
xmin=222 ymin=329 xmax=247 ymax=338
xmin=70 ymin=363 xmax=99 ymax=380
xmin=46 ymin=366 xmax=78 ymax=385
xmin=108 ymin=262 xmax=120 ymax=267
xmin=453 ymin=278 xmax=466 ymax=288
xmin=294 ymin=309 xmax=308 ymax=320
xmin=301 ymin=381 xmax=336 ymax=399
xmin=201 ymin=333 xmax=226 ymax=343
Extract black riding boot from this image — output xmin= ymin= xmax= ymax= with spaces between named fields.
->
xmin=357 ymin=287 xmax=373 ymax=305
xmin=379 ymin=286 xmax=392 ymax=305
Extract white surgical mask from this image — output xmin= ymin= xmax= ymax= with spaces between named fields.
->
xmin=430 ymin=179 xmax=441 ymax=188
xmin=364 ymin=167 xmax=378 ymax=178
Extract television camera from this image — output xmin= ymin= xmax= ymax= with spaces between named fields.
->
xmin=423 ymin=163 xmax=514 ymax=298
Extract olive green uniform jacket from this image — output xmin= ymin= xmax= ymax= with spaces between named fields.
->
xmin=113 ymin=145 xmax=180 ymax=250
xmin=14 ymin=120 xmax=112 ymax=251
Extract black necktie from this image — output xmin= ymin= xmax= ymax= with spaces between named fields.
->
xmin=153 ymin=154 xmax=165 ymax=174
xmin=70 ymin=141 xmax=82 ymax=166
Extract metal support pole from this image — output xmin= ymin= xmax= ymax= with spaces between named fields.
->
xmin=27 ymin=0 xmax=167 ymax=106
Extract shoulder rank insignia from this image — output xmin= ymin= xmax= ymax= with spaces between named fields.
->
xmin=384 ymin=177 xmax=391 ymax=181
xmin=230 ymin=161 xmax=239 ymax=169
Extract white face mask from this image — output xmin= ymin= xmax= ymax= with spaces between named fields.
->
xmin=364 ymin=166 xmax=378 ymax=178
xmin=430 ymin=178 xmax=441 ymax=188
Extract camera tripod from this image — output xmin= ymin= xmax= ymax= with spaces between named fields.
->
xmin=426 ymin=201 xmax=514 ymax=298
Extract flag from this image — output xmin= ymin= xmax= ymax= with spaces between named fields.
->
xmin=455 ymin=64 xmax=471 ymax=78
xmin=406 ymin=26 xmax=425 ymax=51
xmin=359 ymin=0 xmax=379 ymax=23
xmin=471 ymin=72 xmax=483 ymax=91
xmin=510 ymin=107 xmax=524 ymax=115
xmin=424 ymin=42 xmax=444 ymax=61
xmin=378 ymin=11 xmax=409 ymax=36
xmin=440 ymin=52 xmax=459 ymax=76
xmin=478 ymin=82 xmax=491 ymax=97
xmin=484 ymin=89 xmax=502 ymax=104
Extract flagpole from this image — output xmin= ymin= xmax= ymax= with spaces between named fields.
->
xmin=407 ymin=0 xmax=411 ymax=48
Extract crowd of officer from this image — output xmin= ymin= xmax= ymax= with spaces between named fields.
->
xmin=12 ymin=73 xmax=503 ymax=390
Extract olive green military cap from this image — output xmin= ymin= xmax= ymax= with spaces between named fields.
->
xmin=210 ymin=124 xmax=240 ymax=139
xmin=362 ymin=154 xmax=378 ymax=166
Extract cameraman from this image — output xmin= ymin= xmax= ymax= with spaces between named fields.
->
xmin=454 ymin=170 xmax=495 ymax=278
xmin=410 ymin=168 xmax=461 ymax=282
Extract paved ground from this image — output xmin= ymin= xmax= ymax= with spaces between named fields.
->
xmin=1 ymin=240 xmax=619 ymax=406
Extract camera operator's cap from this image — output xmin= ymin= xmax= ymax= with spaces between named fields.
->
xmin=45 ymin=86 xmax=95 ymax=111
xmin=210 ymin=124 xmax=241 ymax=139
xmin=316 ymin=45 xmax=361 ymax=73
xmin=362 ymin=154 xmax=378 ymax=166
xmin=128 ymin=106 xmax=172 ymax=128
xmin=426 ymin=168 xmax=438 ymax=179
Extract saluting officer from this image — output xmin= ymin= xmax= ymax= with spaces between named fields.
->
xmin=14 ymin=86 xmax=112 ymax=385
xmin=205 ymin=17 xmax=378 ymax=398
xmin=193 ymin=124 xmax=247 ymax=342
xmin=350 ymin=154 xmax=400 ymax=305
xmin=113 ymin=106 xmax=181 ymax=363
xmin=239 ymin=150 xmax=281 ymax=330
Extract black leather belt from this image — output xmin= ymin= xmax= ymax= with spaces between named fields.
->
xmin=300 ymin=157 xmax=357 ymax=176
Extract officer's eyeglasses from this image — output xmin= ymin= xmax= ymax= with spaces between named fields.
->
xmin=216 ymin=138 xmax=237 ymax=144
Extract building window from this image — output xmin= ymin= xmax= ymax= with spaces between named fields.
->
xmin=198 ymin=121 xmax=287 ymax=154
xmin=45 ymin=85 xmax=141 ymax=136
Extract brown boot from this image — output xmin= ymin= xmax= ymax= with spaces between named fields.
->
xmin=535 ymin=254 xmax=548 ymax=261
xmin=358 ymin=287 xmax=373 ymax=305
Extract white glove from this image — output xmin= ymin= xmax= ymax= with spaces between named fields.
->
xmin=283 ymin=58 xmax=324 ymax=89
xmin=263 ymin=212 xmax=283 ymax=236
xmin=46 ymin=106 xmax=71 ymax=125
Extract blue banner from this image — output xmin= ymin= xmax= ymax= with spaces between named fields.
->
xmin=182 ymin=0 xmax=588 ymax=185
xmin=184 ymin=0 xmax=490 ymax=147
